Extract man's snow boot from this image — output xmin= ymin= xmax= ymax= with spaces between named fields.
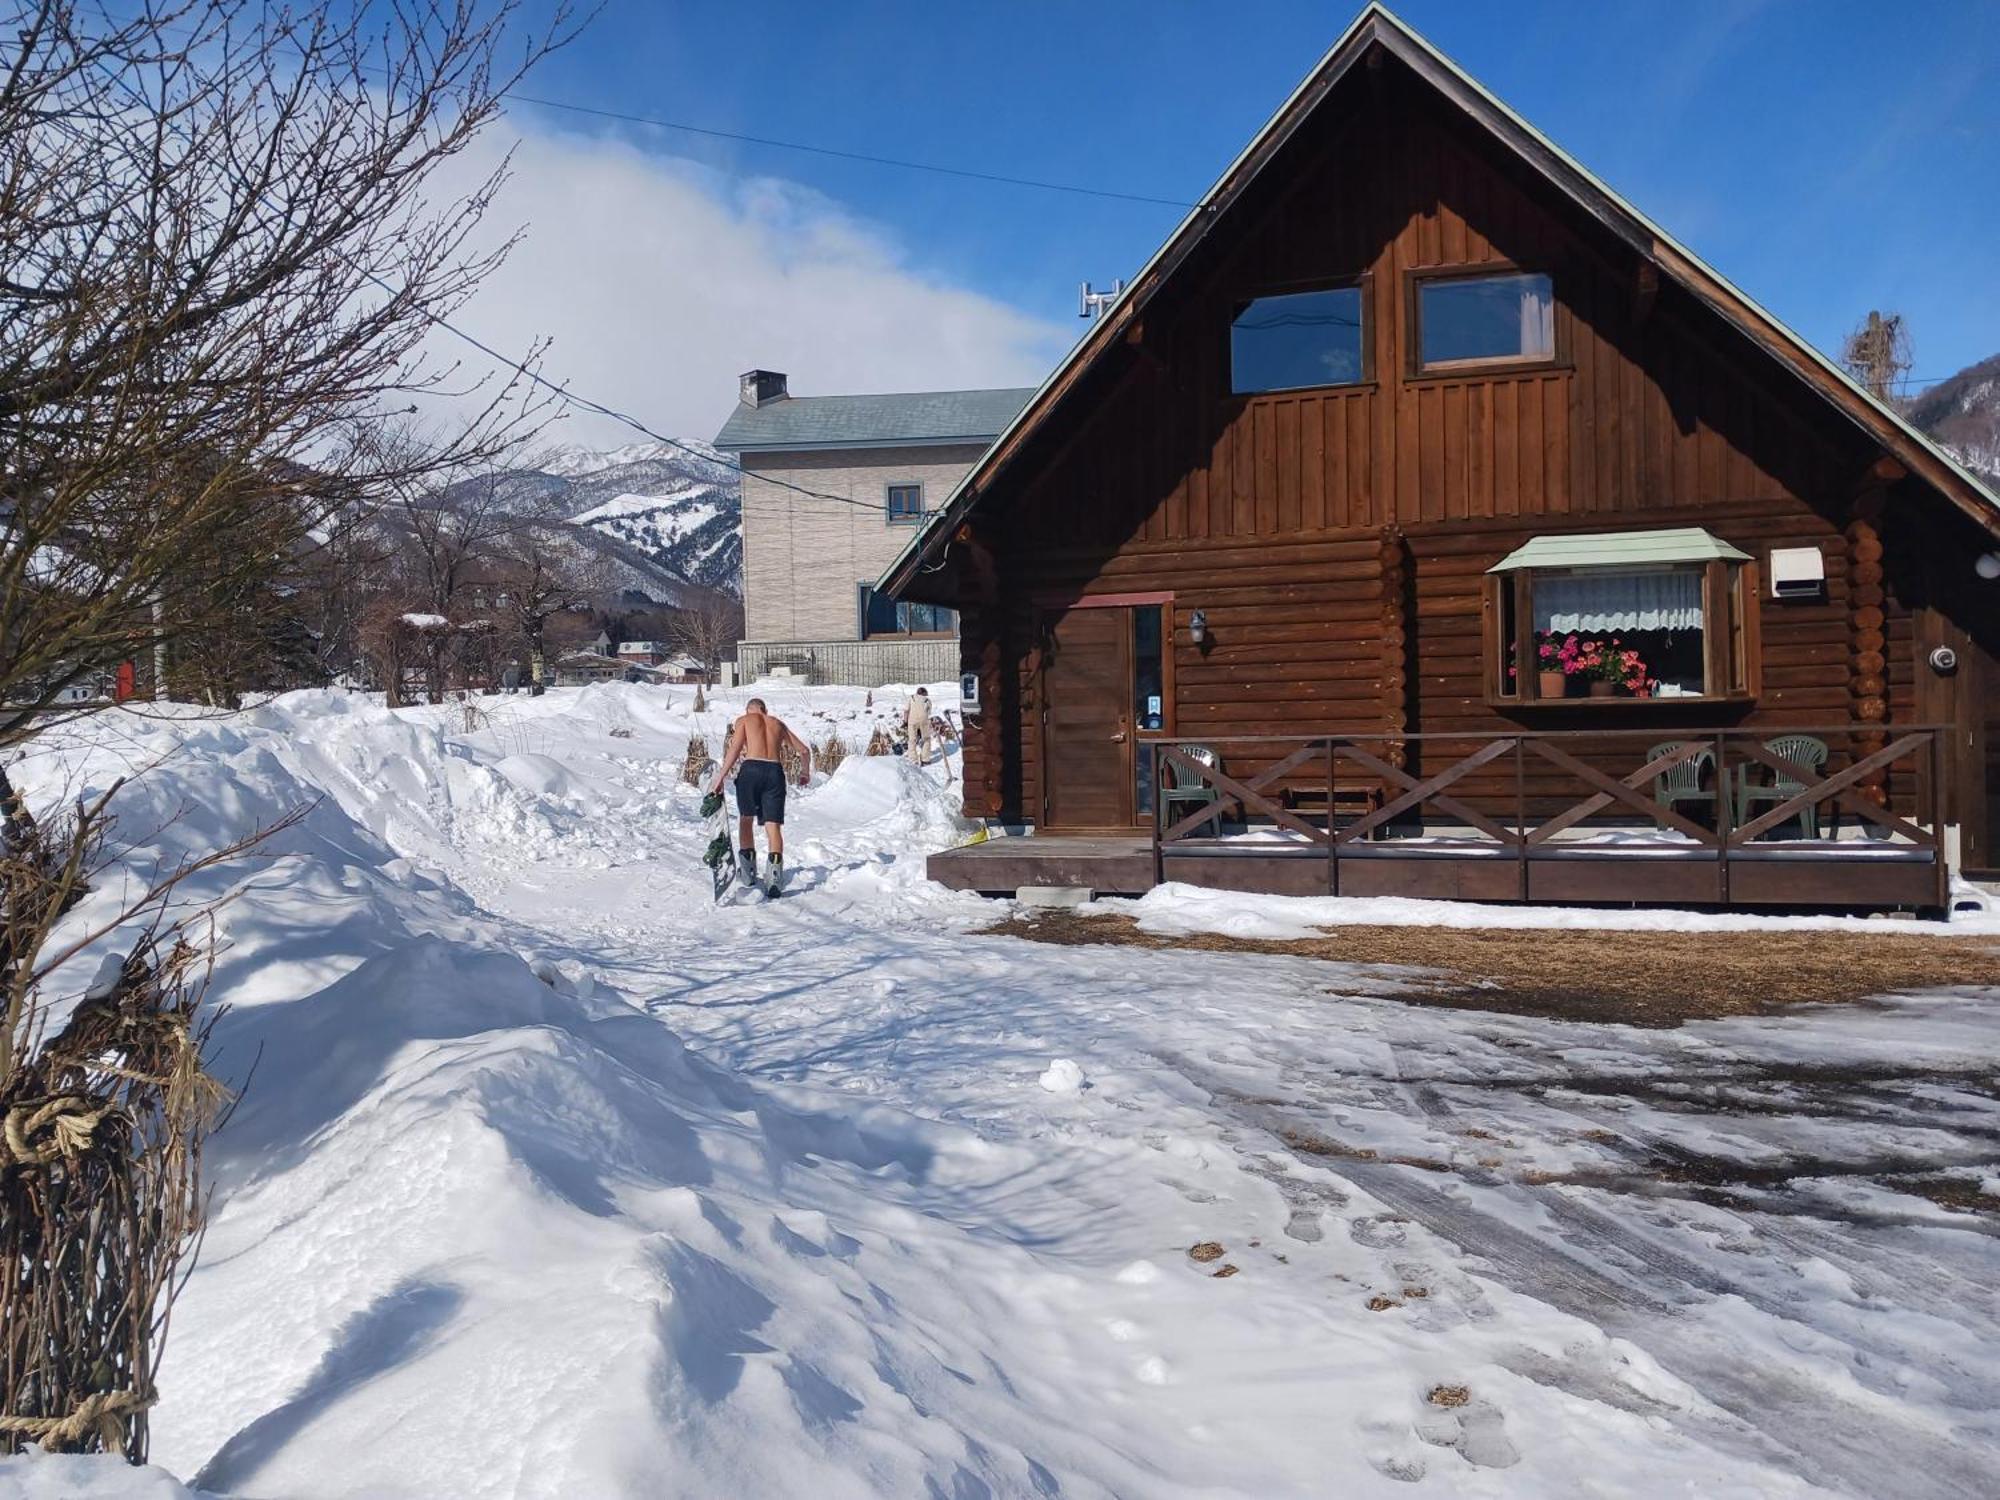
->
xmin=737 ymin=849 xmax=757 ymax=886
xmin=766 ymin=854 xmax=785 ymax=897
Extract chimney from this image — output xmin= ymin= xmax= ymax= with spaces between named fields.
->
xmin=738 ymin=369 xmax=789 ymax=408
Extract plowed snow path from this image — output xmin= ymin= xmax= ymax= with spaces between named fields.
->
xmin=477 ymin=837 xmax=2000 ymax=1499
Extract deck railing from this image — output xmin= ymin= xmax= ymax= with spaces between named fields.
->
xmin=1148 ymin=725 xmax=1948 ymax=905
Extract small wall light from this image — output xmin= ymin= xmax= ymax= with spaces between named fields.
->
xmin=1188 ymin=609 xmax=1209 ymax=646
xmin=1977 ymin=552 xmax=2000 ymax=581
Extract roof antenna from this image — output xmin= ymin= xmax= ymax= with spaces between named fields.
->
xmin=1079 ymin=279 xmax=1125 ymax=320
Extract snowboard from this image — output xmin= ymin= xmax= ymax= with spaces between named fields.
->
xmin=699 ymin=791 xmax=736 ymax=902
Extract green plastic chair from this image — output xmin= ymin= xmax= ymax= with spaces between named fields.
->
xmin=1646 ymin=741 xmax=1721 ymax=825
xmin=1736 ymin=734 xmax=1829 ymax=839
xmin=1160 ymin=743 xmax=1224 ymax=837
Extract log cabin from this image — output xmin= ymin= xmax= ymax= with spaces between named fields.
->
xmin=886 ymin=4 xmax=2000 ymax=914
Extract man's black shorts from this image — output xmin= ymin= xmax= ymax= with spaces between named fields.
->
xmin=734 ymin=759 xmax=787 ymax=825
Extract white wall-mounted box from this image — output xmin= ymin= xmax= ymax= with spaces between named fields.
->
xmin=1768 ymin=546 xmax=1825 ymax=599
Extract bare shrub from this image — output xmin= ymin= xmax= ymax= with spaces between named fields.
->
xmin=779 ymin=739 xmax=806 ymax=784
xmin=866 ymin=727 xmax=894 ymax=756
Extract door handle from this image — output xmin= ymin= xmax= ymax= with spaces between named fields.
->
xmin=1110 ymin=730 xmax=1128 ymax=743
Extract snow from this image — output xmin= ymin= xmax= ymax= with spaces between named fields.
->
xmin=397 ymin=611 xmax=448 ymax=629
xmin=573 ymin=488 xmax=716 ymax=525
xmin=1120 ymin=881 xmax=2000 ymax=941
xmin=4 ymin=683 xmax=1997 ymax=1498
xmin=1038 ymin=1058 xmax=1086 ymax=1094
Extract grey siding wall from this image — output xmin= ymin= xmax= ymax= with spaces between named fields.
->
xmin=739 ymin=443 xmax=986 ymax=641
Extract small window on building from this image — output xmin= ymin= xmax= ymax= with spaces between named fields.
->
xmin=858 ymin=585 xmax=956 ymax=639
xmin=1230 ymin=285 xmax=1366 ymax=394
xmin=1483 ymin=529 xmax=1760 ymax=704
xmin=886 ymin=483 xmax=924 ymax=525
xmin=1417 ymin=271 xmax=1554 ymax=372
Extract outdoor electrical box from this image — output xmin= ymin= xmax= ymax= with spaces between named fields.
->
xmin=959 ymin=673 xmax=981 ymax=715
xmin=1768 ymin=546 xmax=1825 ymax=600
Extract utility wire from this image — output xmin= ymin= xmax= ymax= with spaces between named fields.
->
xmin=503 ymin=91 xmax=1198 ymax=210
xmin=86 ymin=19 xmax=975 ymax=522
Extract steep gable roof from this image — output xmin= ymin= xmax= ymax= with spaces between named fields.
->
xmin=713 ymin=387 xmax=1034 ymax=454
xmin=879 ymin=2 xmax=2000 ymax=595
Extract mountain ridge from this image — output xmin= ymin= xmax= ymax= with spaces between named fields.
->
xmin=1907 ymin=353 xmax=2000 ymax=486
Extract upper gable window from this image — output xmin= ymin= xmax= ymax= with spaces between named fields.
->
xmin=1230 ymin=285 xmax=1366 ymax=394
xmin=1416 ymin=271 xmax=1554 ymax=372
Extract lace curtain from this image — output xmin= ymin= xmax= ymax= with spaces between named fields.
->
xmin=1535 ymin=569 xmax=1703 ymax=633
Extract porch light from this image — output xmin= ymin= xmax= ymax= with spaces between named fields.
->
xmin=1977 ymin=552 xmax=2000 ymax=581
xmin=1189 ymin=609 xmax=1208 ymax=646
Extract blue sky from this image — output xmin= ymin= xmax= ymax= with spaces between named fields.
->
xmin=478 ymin=0 xmax=1995 ymax=438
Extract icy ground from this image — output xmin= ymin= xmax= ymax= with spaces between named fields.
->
xmin=5 ymin=684 xmax=1998 ymax=1498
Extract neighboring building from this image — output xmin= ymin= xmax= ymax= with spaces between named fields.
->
xmin=895 ymin=4 xmax=2000 ymax=911
xmin=616 ymin=640 xmax=666 ymax=666
xmin=553 ymin=650 xmax=626 ymax=687
xmin=713 ymin=371 xmax=1032 ymax=686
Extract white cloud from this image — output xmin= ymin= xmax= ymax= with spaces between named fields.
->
xmin=411 ymin=120 xmax=1072 ymax=447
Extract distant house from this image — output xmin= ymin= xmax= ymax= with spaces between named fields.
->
xmin=615 ymin=640 xmax=666 ymax=666
xmin=553 ymin=650 xmax=626 ymax=686
xmin=713 ymin=370 xmax=1032 ymax=687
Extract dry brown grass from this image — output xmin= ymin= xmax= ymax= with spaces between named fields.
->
xmin=982 ymin=910 xmax=2000 ymax=1026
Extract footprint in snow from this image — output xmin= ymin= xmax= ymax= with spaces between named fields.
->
xmin=1415 ymin=1387 xmax=1520 ymax=1469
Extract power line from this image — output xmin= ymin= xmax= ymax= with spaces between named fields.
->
xmin=505 ymin=92 xmax=1198 ymax=210
xmin=74 ymin=9 xmax=947 ymax=525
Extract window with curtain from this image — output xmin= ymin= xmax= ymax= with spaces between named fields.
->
xmin=1487 ymin=557 xmax=1760 ymax=704
xmin=1417 ymin=271 xmax=1554 ymax=371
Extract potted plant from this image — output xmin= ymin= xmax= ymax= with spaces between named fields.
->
xmin=1534 ymin=631 xmax=1573 ymax=698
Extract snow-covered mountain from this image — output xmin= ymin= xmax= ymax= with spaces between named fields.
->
xmin=1908 ymin=352 xmax=2000 ymax=485
xmin=533 ymin=439 xmax=742 ymax=594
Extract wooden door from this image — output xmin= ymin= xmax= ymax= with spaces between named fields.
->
xmin=1040 ymin=606 xmax=1132 ymax=829
xmin=1975 ymin=638 xmax=2000 ymax=875
xmin=1916 ymin=606 xmax=1997 ymax=875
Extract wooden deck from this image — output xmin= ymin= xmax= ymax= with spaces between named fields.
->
xmin=929 ymin=834 xmax=1945 ymax=909
xmin=933 ymin=725 xmax=1955 ymax=913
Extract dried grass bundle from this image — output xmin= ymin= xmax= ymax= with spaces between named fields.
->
xmin=0 ymin=777 xmax=241 ymax=1462
xmin=814 ymin=733 xmax=849 ymax=776
xmin=681 ymin=734 xmax=713 ymax=786
xmin=866 ymin=727 xmax=894 ymax=757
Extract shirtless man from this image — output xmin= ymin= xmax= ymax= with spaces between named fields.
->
xmin=708 ymin=698 xmax=812 ymax=891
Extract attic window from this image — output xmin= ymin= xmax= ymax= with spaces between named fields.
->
xmin=1416 ymin=271 xmax=1554 ymax=372
xmin=885 ymin=483 xmax=924 ymax=525
xmin=1230 ymin=284 xmax=1366 ymax=394
xmin=1483 ymin=529 xmax=1761 ymax=704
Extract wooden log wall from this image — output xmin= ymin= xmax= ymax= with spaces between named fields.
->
xmin=992 ymin=532 xmax=1397 ymax=820
xmin=954 ymin=52 xmax=1940 ymax=829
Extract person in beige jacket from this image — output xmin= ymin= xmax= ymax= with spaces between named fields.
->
xmin=904 ymin=687 xmax=935 ymax=767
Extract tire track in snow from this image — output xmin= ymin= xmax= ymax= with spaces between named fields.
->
xmin=1199 ymin=1061 xmax=2000 ymax=1500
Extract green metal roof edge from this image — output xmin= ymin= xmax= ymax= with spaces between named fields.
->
xmin=877 ymin=2 xmax=1999 ymax=597
xmin=1487 ymin=527 xmax=1753 ymax=572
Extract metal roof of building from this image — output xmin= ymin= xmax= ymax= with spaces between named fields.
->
xmin=712 ymin=387 xmax=1036 ymax=454
xmin=1488 ymin=528 xmax=1751 ymax=572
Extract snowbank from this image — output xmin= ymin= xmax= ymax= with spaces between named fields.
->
xmin=6 ymin=684 xmax=1956 ymax=1498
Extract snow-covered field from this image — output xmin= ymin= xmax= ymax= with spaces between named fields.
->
xmin=5 ymin=684 xmax=1998 ymax=1498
